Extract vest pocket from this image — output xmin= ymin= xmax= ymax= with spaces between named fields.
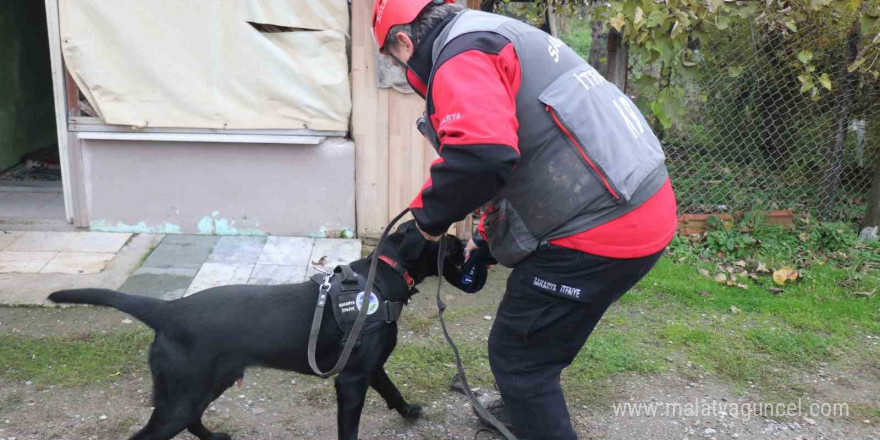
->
xmin=482 ymin=198 xmax=540 ymax=267
xmin=538 ymin=65 xmax=665 ymax=203
xmin=546 ymin=105 xmax=621 ymax=201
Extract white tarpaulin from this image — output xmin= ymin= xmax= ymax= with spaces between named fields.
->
xmin=59 ymin=0 xmax=350 ymax=131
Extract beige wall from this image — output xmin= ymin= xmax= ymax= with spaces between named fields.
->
xmin=77 ymin=138 xmax=355 ymax=236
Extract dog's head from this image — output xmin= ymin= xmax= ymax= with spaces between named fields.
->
xmin=375 ymin=220 xmax=465 ymax=289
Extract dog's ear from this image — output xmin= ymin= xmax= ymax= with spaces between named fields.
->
xmin=397 ymin=221 xmax=427 ymax=263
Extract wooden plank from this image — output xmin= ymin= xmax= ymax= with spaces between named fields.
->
xmin=386 ymin=96 xmax=408 ymax=220
xmin=407 ymin=95 xmax=427 ymax=198
xmin=352 ymin=0 xmax=390 ymax=238
xmin=76 ymin=132 xmax=326 ymax=145
xmin=44 ymin=0 xmax=74 ymax=224
xmin=68 ymin=118 xmax=345 ymax=137
xmin=64 ymin=69 xmax=79 ymax=117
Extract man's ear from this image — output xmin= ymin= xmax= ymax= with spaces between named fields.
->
xmin=395 ymin=31 xmax=413 ymax=53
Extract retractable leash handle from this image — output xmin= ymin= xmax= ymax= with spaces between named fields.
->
xmin=307 ymin=208 xmax=411 ymax=379
xmin=436 ymin=238 xmax=519 ymax=440
xmin=458 ymin=238 xmax=497 ymax=293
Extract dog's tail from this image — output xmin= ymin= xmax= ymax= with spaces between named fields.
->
xmin=48 ymin=289 xmax=168 ymax=330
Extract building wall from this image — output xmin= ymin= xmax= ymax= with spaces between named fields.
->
xmin=0 ymin=1 xmax=57 ymax=170
xmin=79 ymin=138 xmax=355 ymax=236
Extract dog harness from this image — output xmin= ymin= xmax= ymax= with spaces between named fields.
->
xmin=309 ymin=264 xmax=405 ymax=335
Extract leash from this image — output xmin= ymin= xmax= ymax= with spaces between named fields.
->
xmin=435 ymin=236 xmax=518 ymax=440
xmin=307 ymin=208 xmax=411 ymax=378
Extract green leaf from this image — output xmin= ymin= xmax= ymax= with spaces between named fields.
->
xmin=817 ymin=73 xmax=832 ymax=91
xmin=634 ymin=73 xmax=658 ymax=94
xmin=651 ymin=91 xmax=684 ymax=130
xmin=610 ymin=12 xmax=627 ymax=32
xmin=728 ymin=65 xmax=744 ymax=78
xmin=847 ymin=57 xmax=866 ymax=73
xmin=634 ymin=6 xmax=646 ymax=28
xmin=716 ymin=15 xmax=731 ymax=30
xmin=650 ymin=100 xmax=670 ymax=129
xmin=646 ymin=8 xmax=668 ymax=28
xmin=798 ymin=74 xmax=814 ymax=93
xmin=673 ymin=9 xmax=691 ymax=28
xmin=797 ymin=50 xmax=813 ymax=64
xmin=670 ymin=20 xmax=684 ymax=38
xmin=861 ymin=15 xmax=879 ymax=35
xmin=785 ymin=21 xmax=798 ymax=33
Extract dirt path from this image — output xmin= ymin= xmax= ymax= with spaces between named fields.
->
xmin=1 ymin=273 xmax=877 ymax=440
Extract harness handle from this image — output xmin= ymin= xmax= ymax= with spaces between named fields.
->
xmin=307 ymin=208 xmax=411 ymax=378
xmin=436 ymin=237 xmax=519 ymax=440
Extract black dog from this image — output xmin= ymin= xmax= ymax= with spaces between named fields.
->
xmin=49 ymin=221 xmax=465 ymax=440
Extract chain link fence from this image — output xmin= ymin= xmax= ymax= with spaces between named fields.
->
xmin=659 ymin=22 xmax=879 ymax=223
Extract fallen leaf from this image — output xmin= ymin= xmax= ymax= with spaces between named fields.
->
xmin=713 ymin=273 xmax=727 ymax=283
xmin=854 ymin=289 xmax=876 ymax=297
xmin=756 ymin=262 xmax=770 ymax=273
xmin=311 ymin=256 xmax=327 ymax=266
xmin=735 ymin=260 xmax=747 ymax=268
xmin=768 ymin=287 xmax=784 ymax=294
xmin=730 ymin=306 xmax=741 ymax=314
xmin=736 ymin=283 xmax=749 ymax=290
xmin=773 ymin=267 xmax=799 ymax=285
xmin=698 ymin=268 xmax=711 ymax=278
xmin=726 ymin=280 xmax=736 ymax=286
xmin=748 ymin=274 xmax=759 ymax=281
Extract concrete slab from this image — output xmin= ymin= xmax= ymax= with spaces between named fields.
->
xmin=5 ymin=231 xmax=79 ymax=252
xmin=0 ymin=233 xmax=164 ymax=305
xmin=61 ymin=232 xmax=132 ymax=253
xmin=142 ymin=235 xmax=219 ymax=269
xmin=257 ymin=237 xmax=313 ymax=266
xmin=207 ymin=236 xmax=267 ymax=264
xmin=40 ymin=252 xmax=116 ymax=275
xmin=0 ymin=192 xmax=64 ymax=218
xmin=0 ymin=251 xmax=56 ymax=274
xmin=305 ymin=238 xmax=362 ymax=278
xmin=185 ymin=262 xmax=254 ymax=296
xmin=118 ymin=267 xmax=198 ymax=300
xmin=248 ymin=264 xmax=307 ymax=285
xmin=0 ymin=231 xmax=25 ymax=250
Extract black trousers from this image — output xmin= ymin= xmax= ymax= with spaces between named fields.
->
xmin=488 ymin=245 xmax=664 ymax=440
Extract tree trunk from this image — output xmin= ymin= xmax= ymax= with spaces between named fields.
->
xmin=547 ymin=4 xmax=558 ymax=38
xmin=605 ymin=28 xmax=628 ymax=93
xmin=588 ymin=20 xmax=607 ymax=72
xmin=864 ymin=150 xmax=880 ymax=227
xmin=820 ymin=19 xmax=861 ymax=219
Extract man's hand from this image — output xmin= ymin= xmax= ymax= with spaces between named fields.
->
xmin=417 ymin=224 xmax=442 ymax=242
xmin=464 ymin=238 xmax=479 ymax=261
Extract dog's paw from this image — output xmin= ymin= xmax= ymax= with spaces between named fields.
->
xmin=398 ymin=403 xmax=422 ymax=420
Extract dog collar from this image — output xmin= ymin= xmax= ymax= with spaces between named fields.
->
xmin=378 ymin=254 xmax=415 ymax=289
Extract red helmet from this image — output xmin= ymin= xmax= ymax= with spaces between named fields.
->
xmin=371 ymin=0 xmax=455 ymax=53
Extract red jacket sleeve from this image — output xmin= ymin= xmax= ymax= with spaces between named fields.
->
xmin=410 ymin=43 xmax=522 ymax=236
